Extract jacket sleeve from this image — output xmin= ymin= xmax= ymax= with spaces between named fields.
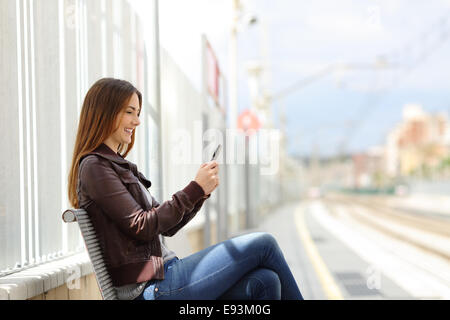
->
xmin=79 ymin=156 xmax=205 ymax=242
xmin=160 ymin=193 xmax=210 ymax=237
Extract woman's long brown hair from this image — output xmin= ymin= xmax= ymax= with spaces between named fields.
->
xmin=68 ymin=78 xmax=142 ymax=208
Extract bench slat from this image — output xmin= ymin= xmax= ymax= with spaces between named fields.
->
xmin=62 ymin=208 xmax=119 ymax=300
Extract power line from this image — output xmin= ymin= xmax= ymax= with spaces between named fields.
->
xmin=336 ymin=11 xmax=450 ymax=155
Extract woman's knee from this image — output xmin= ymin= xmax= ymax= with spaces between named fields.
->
xmin=232 ymin=232 xmax=280 ymax=258
xmin=254 ymin=232 xmax=279 ymax=251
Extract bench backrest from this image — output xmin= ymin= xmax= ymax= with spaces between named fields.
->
xmin=62 ymin=208 xmax=118 ymax=300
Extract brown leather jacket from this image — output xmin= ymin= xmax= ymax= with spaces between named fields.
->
xmin=77 ymin=143 xmax=208 ymax=286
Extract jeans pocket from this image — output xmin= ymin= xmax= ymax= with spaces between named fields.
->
xmin=154 ymin=258 xmax=181 ymax=298
xmin=154 ymin=275 xmax=172 ymax=297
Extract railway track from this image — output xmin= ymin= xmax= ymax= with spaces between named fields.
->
xmin=322 ymin=194 xmax=450 ymax=262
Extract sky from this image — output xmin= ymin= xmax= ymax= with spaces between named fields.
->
xmin=129 ymin=0 xmax=450 ymax=158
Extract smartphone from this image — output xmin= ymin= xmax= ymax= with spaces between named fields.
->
xmin=211 ymin=144 xmax=222 ymax=161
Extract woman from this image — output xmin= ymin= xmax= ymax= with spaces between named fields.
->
xmin=68 ymin=78 xmax=303 ymax=300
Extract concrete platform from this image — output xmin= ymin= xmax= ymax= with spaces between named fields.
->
xmin=252 ymin=200 xmax=415 ymax=300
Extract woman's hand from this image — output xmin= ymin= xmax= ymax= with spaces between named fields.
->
xmin=194 ymin=161 xmax=219 ymax=196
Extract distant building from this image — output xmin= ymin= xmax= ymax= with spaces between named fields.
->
xmin=352 ymin=146 xmax=385 ymax=189
xmin=385 ymin=104 xmax=449 ymax=177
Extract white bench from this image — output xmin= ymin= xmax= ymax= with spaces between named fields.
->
xmin=62 ymin=208 xmax=118 ymax=300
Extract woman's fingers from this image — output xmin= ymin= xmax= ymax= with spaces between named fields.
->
xmin=207 ymin=160 xmax=218 ymax=168
xmin=201 ymin=161 xmax=218 ymax=170
xmin=196 ymin=161 xmax=219 ymax=195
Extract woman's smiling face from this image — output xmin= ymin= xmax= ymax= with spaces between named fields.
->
xmin=104 ymin=92 xmax=141 ymax=152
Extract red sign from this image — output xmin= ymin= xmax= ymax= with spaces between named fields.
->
xmin=237 ymin=109 xmax=261 ymax=134
xmin=206 ymin=41 xmax=220 ymax=102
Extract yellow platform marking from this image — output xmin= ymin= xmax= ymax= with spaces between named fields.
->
xmin=294 ymin=204 xmax=344 ymax=300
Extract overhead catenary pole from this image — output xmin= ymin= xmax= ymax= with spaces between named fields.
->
xmin=229 ymin=0 xmax=239 ymax=130
xmin=228 ymin=0 xmax=258 ymax=232
xmin=228 ymin=0 xmax=240 ymax=232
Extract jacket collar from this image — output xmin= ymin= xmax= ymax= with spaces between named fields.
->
xmin=88 ymin=143 xmax=128 ymax=165
xmin=86 ymin=143 xmax=152 ymax=188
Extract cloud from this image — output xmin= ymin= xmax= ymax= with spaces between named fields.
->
xmin=304 ymin=9 xmax=386 ymax=40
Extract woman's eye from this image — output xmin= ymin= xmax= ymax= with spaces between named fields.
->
xmin=126 ymin=110 xmax=139 ymax=117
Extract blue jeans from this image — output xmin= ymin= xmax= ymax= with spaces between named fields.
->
xmin=135 ymin=232 xmax=303 ymax=300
